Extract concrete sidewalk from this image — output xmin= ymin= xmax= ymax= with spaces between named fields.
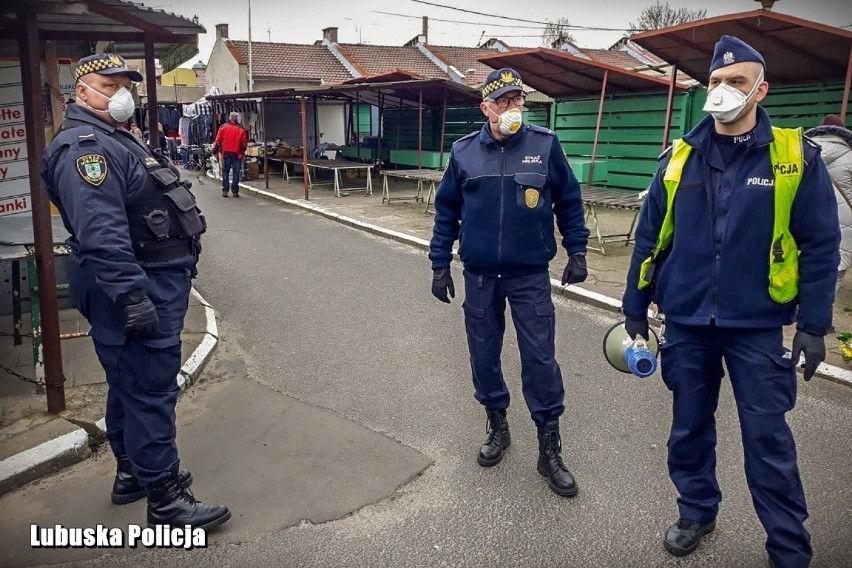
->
xmin=0 ymin=288 xmax=218 ymax=496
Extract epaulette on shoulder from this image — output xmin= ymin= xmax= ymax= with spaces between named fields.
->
xmin=74 ymin=124 xmax=98 ymax=143
xmin=454 ymin=130 xmax=478 ymax=146
xmin=803 ymin=135 xmax=820 ymax=150
xmin=526 ymin=124 xmax=554 ymax=135
xmin=658 ymin=145 xmax=673 ymax=161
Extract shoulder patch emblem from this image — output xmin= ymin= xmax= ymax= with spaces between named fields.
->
xmin=143 ymin=157 xmax=160 ymax=167
xmin=76 ymin=154 xmax=108 ymax=186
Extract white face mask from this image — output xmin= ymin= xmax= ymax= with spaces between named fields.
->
xmin=80 ymin=80 xmax=135 ymax=123
xmin=488 ymin=107 xmax=523 ymax=136
xmin=702 ymin=69 xmax=763 ymax=124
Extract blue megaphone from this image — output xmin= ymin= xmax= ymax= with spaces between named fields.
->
xmin=602 ymin=321 xmax=660 ymax=378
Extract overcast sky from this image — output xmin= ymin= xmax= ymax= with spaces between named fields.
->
xmin=142 ymin=0 xmax=852 ymax=68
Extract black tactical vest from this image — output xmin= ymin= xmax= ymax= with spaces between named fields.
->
xmin=61 ymin=119 xmax=206 ymax=266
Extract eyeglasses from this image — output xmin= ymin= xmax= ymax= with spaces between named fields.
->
xmin=488 ymin=95 xmax=526 ymax=109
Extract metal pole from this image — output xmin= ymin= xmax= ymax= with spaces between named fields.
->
xmin=438 ymin=90 xmax=447 ymax=169
xmin=841 ymin=44 xmax=852 ymax=123
xmin=312 ymin=95 xmax=319 ymax=151
xmin=662 ymin=64 xmax=678 ymax=149
xmin=301 ymin=96 xmax=309 ymax=199
xmin=588 ymin=69 xmax=608 ymax=188
xmin=355 ymin=92 xmax=361 ymax=160
xmin=376 ymin=92 xmax=383 ymax=176
xmin=44 ymin=41 xmax=64 ymax=135
xmin=262 ymin=97 xmax=269 ymax=189
xmin=18 ymin=7 xmax=65 ymax=413
xmin=418 ymin=88 xmax=423 ymax=171
xmin=247 ymin=0 xmax=253 ymax=92
xmin=396 ymin=96 xmax=402 ymax=150
xmin=144 ymin=41 xmax=159 ymax=151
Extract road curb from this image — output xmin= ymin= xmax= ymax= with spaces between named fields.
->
xmin=227 ymin=173 xmax=852 ymax=389
xmin=0 ymin=287 xmax=219 ymax=494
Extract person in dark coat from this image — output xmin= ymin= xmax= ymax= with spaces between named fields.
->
xmin=429 ymin=68 xmax=589 ymax=498
xmin=621 ymin=36 xmax=838 ymax=567
xmin=40 ymin=53 xmax=230 ymax=531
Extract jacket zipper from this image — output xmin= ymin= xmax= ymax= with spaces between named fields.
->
xmin=498 ymin=146 xmax=505 ymax=278
xmin=710 ymin=140 xmax=768 ymax=321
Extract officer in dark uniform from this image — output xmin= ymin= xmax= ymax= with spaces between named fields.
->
xmin=429 ymin=68 xmax=589 ymax=497
xmin=40 ymin=53 xmax=230 ymax=530
xmin=622 ymin=37 xmax=838 ymax=567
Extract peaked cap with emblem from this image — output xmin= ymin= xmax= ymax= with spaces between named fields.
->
xmin=74 ymin=53 xmax=143 ymax=82
xmin=481 ymin=68 xmax=524 ymax=100
xmin=709 ymin=35 xmax=766 ymax=74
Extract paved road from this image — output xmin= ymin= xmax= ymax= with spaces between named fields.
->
xmin=14 ymin=184 xmax=852 ymax=567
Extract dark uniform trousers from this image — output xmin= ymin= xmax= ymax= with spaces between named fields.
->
xmin=462 ymin=270 xmax=564 ymax=426
xmin=68 ymin=256 xmax=192 ymax=488
xmin=661 ymin=321 xmax=811 ymax=567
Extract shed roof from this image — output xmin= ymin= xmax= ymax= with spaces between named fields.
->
xmin=629 ymin=9 xmax=852 ymax=86
xmin=478 ymin=48 xmax=688 ymax=99
xmin=0 ymin=0 xmax=204 ymax=72
xmin=207 ymin=78 xmax=496 ymax=109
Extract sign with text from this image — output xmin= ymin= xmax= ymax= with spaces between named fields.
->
xmin=0 ymin=62 xmax=29 ymax=217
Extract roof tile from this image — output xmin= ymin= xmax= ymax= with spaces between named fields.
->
xmin=228 ymin=40 xmax=353 ymax=83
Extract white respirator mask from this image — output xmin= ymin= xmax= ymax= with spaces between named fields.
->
xmin=80 ymin=81 xmax=136 ymax=123
xmin=488 ymin=106 xmax=523 ymax=136
xmin=702 ymin=69 xmax=763 ymax=124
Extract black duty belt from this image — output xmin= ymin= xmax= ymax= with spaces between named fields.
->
xmin=133 ymin=238 xmax=194 ymax=262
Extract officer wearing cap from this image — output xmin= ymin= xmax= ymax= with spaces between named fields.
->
xmin=40 ymin=53 xmax=230 ymax=530
xmin=429 ymin=68 xmax=589 ymax=497
xmin=621 ymin=36 xmax=837 ymax=566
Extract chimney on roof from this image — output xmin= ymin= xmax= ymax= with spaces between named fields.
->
xmin=215 ymin=23 xmax=229 ymax=39
xmin=422 ymin=16 xmax=428 ymax=44
xmin=323 ymin=27 xmax=338 ymax=43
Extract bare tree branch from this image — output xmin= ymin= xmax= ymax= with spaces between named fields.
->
xmin=541 ymin=17 xmax=576 ymax=48
xmin=629 ymin=1 xmax=707 ymax=31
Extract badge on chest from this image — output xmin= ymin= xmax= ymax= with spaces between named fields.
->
xmin=524 ymin=188 xmax=540 ymax=208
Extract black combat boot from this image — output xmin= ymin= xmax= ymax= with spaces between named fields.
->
xmin=146 ymin=467 xmax=231 ymax=530
xmin=111 ymin=455 xmax=193 ymax=505
xmin=536 ymin=421 xmax=578 ymax=497
xmin=663 ymin=518 xmax=716 ymax=556
xmin=477 ymin=409 xmax=511 ymax=467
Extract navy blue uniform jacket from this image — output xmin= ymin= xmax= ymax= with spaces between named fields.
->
xmin=622 ymin=107 xmax=839 ymax=334
xmin=429 ymin=122 xmax=588 ymax=277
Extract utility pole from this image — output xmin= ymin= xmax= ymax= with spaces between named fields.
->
xmin=247 ymin=0 xmax=253 ymax=92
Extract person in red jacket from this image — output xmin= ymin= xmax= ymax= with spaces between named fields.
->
xmin=214 ymin=112 xmax=248 ymax=197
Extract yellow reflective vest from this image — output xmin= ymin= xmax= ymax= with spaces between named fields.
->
xmin=638 ymin=126 xmax=804 ymax=303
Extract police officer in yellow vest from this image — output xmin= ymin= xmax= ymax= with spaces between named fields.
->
xmin=621 ymin=36 xmax=839 ymax=567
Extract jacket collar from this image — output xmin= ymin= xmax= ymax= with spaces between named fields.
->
xmin=806 ymin=124 xmax=852 ymax=149
xmin=65 ymin=102 xmax=117 ymax=133
xmin=684 ymin=105 xmax=775 ymax=152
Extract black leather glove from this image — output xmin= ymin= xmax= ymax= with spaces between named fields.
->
xmin=561 ymin=254 xmax=588 ymax=285
xmin=117 ymin=290 xmax=159 ymax=339
xmin=431 ymin=269 xmax=455 ymax=304
xmin=624 ymin=317 xmax=649 ymax=341
xmin=791 ymin=330 xmax=825 ymax=381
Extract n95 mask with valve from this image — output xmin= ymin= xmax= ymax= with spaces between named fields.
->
xmin=702 ymin=70 xmax=763 ymax=124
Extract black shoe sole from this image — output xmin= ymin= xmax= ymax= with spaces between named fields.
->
xmin=477 ymin=439 xmax=510 ymax=467
xmin=537 ymin=462 xmax=579 ymax=497
xmin=663 ymin=521 xmax=716 ymax=556
xmin=148 ymin=509 xmax=232 ymax=532
xmin=112 ymin=473 xmax=194 ymax=505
